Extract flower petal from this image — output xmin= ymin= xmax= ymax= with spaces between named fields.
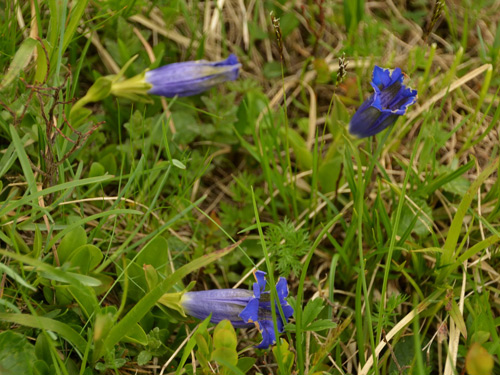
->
xmin=348 ymin=66 xmax=417 ymax=138
xmin=239 ymin=297 xmax=260 ymax=323
xmin=281 ymin=304 xmax=295 ymax=323
xmin=145 ymin=54 xmax=241 ymax=97
xmin=371 ymin=66 xmax=393 ymax=88
xmin=276 ymin=277 xmax=289 ymax=300
xmin=255 ymin=320 xmax=277 ymax=349
xmin=181 ymin=289 xmax=253 ymax=327
xmin=253 ymin=270 xmax=267 ymax=297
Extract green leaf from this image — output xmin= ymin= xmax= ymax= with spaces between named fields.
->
xmin=247 ymin=21 xmax=268 ymax=40
xmin=41 ymin=270 xmax=101 ymax=287
xmin=303 ymin=319 xmax=337 ymax=332
xmin=34 ymin=42 xmax=48 ymax=84
xmin=282 ymin=127 xmax=313 ymax=170
xmin=144 ymin=265 xmax=159 ymax=291
xmin=0 ymin=331 xmax=35 ymax=375
xmin=67 ymin=244 xmax=103 ymax=274
xmin=136 ymin=236 xmax=169 ymax=274
xmin=236 ymin=90 xmax=269 ymax=135
xmin=33 ymin=359 xmax=51 ymax=375
xmin=237 ymin=357 xmax=257 ymax=373
xmin=212 ymin=321 xmax=238 ymax=372
xmin=34 ymin=334 xmax=52 ymax=364
xmin=70 ymin=107 xmax=93 ymax=128
xmin=272 ymin=339 xmax=295 ymax=375
xmin=117 ymin=259 xmax=146 ymax=302
xmin=123 ymin=324 xmax=148 ymax=346
xmin=176 ymin=316 xmax=211 ymax=375
xmin=397 ymin=197 xmax=433 ymax=238
xmin=302 ymin=298 xmax=324 ymax=327
xmin=171 ymin=111 xmax=201 ymax=144
xmin=137 ymin=351 xmax=152 ymax=366
xmin=212 ymin=347 xmax=238 ymax=370
xmin=57 ymin=226 xmax=87 ymax=265
xmin=318 ymin=156 xmax=342 ymax=193
xmin=213 ymin=320 xmax=237 ymax=350
xmin=388 ymin=337 xmax=415 ymax=374
xmin=279 ymin=13 xmax=300 ymax=37
xmin=194 ymin=334 xmax=210 ymax=369
xmin=172 ymin=159 xmax=186 ymax=169
xmin=68 ymin=284 xmax=99 ymax=319
xmin=88 ymin=162 xmax=106 ymax=178
xmin=0 ymin=37 xmax=37 ymax=89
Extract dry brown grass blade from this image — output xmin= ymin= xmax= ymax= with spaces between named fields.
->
xmin=303 ymin=82 xmax=317 ymax=151
xmin=444 ymin=265 xmax=468 ymax=375
xmin=129 ymin=14 xmax=198 ymax=49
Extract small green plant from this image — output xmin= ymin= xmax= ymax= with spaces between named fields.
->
xmin=266 ymin=218 xmax=311 ymax=277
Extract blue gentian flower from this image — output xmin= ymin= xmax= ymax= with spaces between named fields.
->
xmin=145 ymin=54 xmax=241 ymax=97
xmin=349 ymin=66 xmax=417 ymax=138
xmin=180 ymin=271 xmax=293 ymax=349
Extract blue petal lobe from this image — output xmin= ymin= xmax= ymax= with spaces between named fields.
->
xmin=239 ymin=297 xmax=260 ymax=323
xmin=255 ymin=320 xmax=276 ymax=349
xmin=276 ymin=277 xmax=289 ymax=300
xmin=253 ymin=271 xmax=267 ymax=297
xmin=281 ymin=304 xmax=295 ymax=322
xmin=371 ymin=66 xmax=393 ymax=88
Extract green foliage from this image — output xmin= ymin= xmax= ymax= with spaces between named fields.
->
xmin=286 ymin=297 xmax=337 ymax=333
xmin=272 ymin=339 xmax=295 ymax=375
xmin=137 ymin=328 xmax=169 ymax=366
xmin=0 ymin=331 xmax=36 ymax=375
xmin=175 ymin=319 xmax=256 ymax=374
xmin=266 ymin=219 xmax=311 ymax=277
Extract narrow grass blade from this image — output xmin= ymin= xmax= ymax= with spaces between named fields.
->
xmin=0 ymin=249 xmax=100 ymax=287
xmin=0 ymin=175 xmax=113 ymax=217
xmin=0 ymin=262 xmax=36 ymax=291
xmin=10 ymin=125 xmax=37 ymax=197
xmin=0 ymin=312 xmax=87 ymax=355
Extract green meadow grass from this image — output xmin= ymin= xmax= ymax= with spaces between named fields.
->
xmin=0 ymin=0 xmax=499 ymax=374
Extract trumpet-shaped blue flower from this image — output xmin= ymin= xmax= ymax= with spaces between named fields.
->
xmin=349 ymin=66 xmax=417 ymax=138
xmin=145 ymin=54 xmax=241 ymax=97
xmin=180 ymin=271 xmax=293 ymax=349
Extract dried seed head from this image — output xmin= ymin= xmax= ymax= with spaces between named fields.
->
xmin=424 ymin=0 xmax=445 ymax=41
xmin=270 ymin=11 xmax=284 ymax=59
xmin=336 ymin=53 xmax=348 ymax=87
